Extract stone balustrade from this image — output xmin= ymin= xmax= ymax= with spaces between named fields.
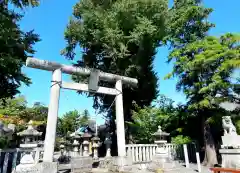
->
xmin=126 ymin=144 xmax=178 ymax=163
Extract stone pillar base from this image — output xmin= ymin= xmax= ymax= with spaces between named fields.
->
xmin=108 ymin=156 xmax=133 ymax=172
xmin=220 ymin=149 xmax=240 ymax=168
xmin=147 ymin=154 xmax=177 ymax=172
xmin=99 ymin=157 xmax=113 ymax=169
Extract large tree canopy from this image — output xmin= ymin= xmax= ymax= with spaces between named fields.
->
xmin=0 ymin=1 xmax=40 ymax=99
xmin=62 ymin=0 xmax=168 ymax=143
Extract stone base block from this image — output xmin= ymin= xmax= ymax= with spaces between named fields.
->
xmin=98 ymin=157 xmax=114 ymax=169
xmin=147 ymin=154 xmax=177 ymax=172
xmin=220 ymin=149 xmax=240 ymax=168
xmin=12 ymin=162 xmax=58 ymax=173
xmin=222 ymin=134 xmax=240 ymax=147
xmin=108 ymin=156 xmax=133 ymax=172
xmin=71 ymin=156 xmax=93 ymax=173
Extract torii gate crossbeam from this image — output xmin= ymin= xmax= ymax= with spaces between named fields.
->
xmin=26 ymin=58 xmax=138 ymax=162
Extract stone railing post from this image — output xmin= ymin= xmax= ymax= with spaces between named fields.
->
xmin=104 ymin=136 xmax=112 ymax=158
xmin=183 ymin=144 xmax=189 ymax=168
xmin=60 ymin=144 xmax=65 ymax=156
xmin=79 ymin=142 xmax=83 ymax=156
xmin=34 ymin=148 xmax=40 ymax=164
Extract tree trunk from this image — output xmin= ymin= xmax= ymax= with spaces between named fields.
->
xmin=202 ymin=118 xmax=218 ymax=166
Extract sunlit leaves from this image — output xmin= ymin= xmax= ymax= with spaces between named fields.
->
xmin=168 ymin=33 xmax=240 ymax=110
xmin=0 ymin=3 xmax=40 ymax=99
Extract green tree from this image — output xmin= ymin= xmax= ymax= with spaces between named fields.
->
xmin=0 ymin=96 xmax=27 ymax=116
xmin=164 ymin=0 xmax=217 ymax=166
xmin=62 ymin=0 xmax=168 ymax=141
xmin=57 ymin=109 xmax=90 ymax=137
xmin=0 ymin=96 xmax=48 ymax=122
xmin=22 ymin=102 xmax=48 ymax=122
xmin=128 ymin=95 xmax=186 ymax=143
xmin=0 ymin=0 xmax=40 ymax=99
xmin=167 ymin=33 xmax=240 ymax=165
xmin=165 ymin=0 xmax=214 ymax=48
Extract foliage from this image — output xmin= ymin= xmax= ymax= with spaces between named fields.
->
xmin=62 ymin=0 xmax=169 ymax=138
xmin=3 ymin=0 xmax=40 ymax=8
xmin=164 ymin=0 xmax=239 ymax=166
xmin=0 ymin=114 xmax=25 ymax=125
xmin=128 ymin=95 xmax=186 ymax=143
xmin=0 ymin=96 xmax=48 ymax=125
xmin=165 ymin=0 xmax=214 ymax=48
xmin=128 ymin=105 xmax=160 ymax=143
xmin=166 ymin=34 xmax=240 ymax=110
xmin=0 ymin=1 xmax=40 ymax=99
xmin=57 ymin=109 xmax=90 ymax=137
xmin=0 ymin=96 xmax=27 ymax=116
xmin=0 ymin=137 xmax=10 ymax=149
xmin=171 ymin=135 xmax=192 ymax=145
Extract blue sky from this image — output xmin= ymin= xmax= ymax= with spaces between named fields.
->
xmin=18 ymin=0 xmax=240 ymax=124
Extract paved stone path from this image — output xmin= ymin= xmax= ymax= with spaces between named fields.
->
xmin=91 ymin=163 xmax=212 ymax=173
xmin=59 ymin=163 xmax=212 ymax=173
xmin=161 ymin=163 xmax=211 ymax=173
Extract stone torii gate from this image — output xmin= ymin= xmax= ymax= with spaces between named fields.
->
xmin=26 ymin=58 xmax=138 ymax=162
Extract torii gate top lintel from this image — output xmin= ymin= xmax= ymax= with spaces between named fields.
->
xmin=26 ymin=58 xmax=138 ymax=86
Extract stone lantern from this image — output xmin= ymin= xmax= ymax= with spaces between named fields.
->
xmin=82 ymin=132 xmax=92 ymax=156
xmin=14 ymin=120 xmax=42 ymax=172
xmin=57 ymin=138 xmax=71 ymax=164
xmin=148 ymin=126 xmax=174 ymax=172
xmin=58 ymin=138 xmax=67 ymax=156
xmin=17 ymin=120 xmax=42 ymax=147
xmin=152 ymin=125 xmax=169 ymax=155
xmin=91 ymin=136 xmax=100 ymax=160
xmin=71 ymin=132 xmax=81 ymax=157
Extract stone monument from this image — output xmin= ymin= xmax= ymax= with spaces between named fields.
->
xmin=220 ymin=116 xmax=240 ymax=168
xmin=148 ymin=126 xmax=176 ymax=172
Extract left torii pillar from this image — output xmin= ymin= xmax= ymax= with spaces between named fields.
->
xmin=43 ymin=69 xmax=62 ymax=162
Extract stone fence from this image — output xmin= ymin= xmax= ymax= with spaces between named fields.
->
xmin=0 ymin=142 xmax=199 ymax=172
xmin=125 ymin=143 xmax=198 ymax=164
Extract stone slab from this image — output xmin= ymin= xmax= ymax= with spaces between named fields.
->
xmin=108 ymin=156 xmax=133 ymax=172
xmin=12 ymin=162 xmax=58 ymax=173
xmin=220 ymin=149 xmax=240 ymax=168
xmin=71 ymin=156 xmax=93 ymax=173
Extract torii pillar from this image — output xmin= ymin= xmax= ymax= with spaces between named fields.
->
xmin=26 ymin=58 xmax=138 ymax=162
